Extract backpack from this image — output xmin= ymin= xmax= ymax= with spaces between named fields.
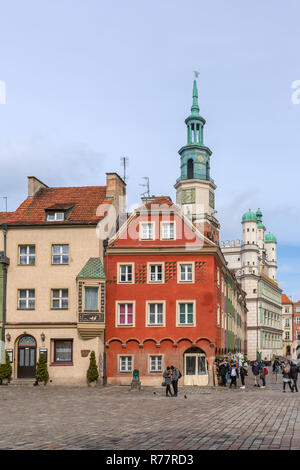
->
xmin=264 ymin=368 xmax=268 ymax=375
xmin=178 ymin=369 xmax=182 ymax=379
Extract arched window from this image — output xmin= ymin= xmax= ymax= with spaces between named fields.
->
xmin=206 ymin=161 xmax=209 ymax=180
xmin=187 ymin=159 xmax=194 ymax=179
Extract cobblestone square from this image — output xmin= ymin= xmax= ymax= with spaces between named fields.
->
xmin=0 ymin=373 xmax=300 ymax=450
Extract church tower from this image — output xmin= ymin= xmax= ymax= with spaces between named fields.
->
xmin=174 ymin=77 xmax=220 ymax=242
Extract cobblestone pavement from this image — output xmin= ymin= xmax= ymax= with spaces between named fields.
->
xmin=0 ymin=372 xmax=300 ymax=450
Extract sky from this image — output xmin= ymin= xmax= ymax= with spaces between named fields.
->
xmin=0 ymin=0 xmax=300 ymax=298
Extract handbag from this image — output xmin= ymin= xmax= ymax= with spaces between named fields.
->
xmin=161 ymin=381 xmax=166 ymax=387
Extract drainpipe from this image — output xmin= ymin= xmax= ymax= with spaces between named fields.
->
xmin=102 ymin=238 xmax=108 ymax=386
xmin=1 ymin=224 xmax=8 ymax=346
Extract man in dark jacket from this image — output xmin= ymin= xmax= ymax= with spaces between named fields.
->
xmin=218 ymin=361 xmax=229 ymax=387
xmin=170 ymin=365 xmax=180 ymax=397
xmin=290 ymin=362 xmax=299 ymax=392
xmin=252 ymin=361 xmax=260 ymax=387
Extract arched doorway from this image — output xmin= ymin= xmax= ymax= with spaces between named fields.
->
xmin=183 ymin=347 xmax=208 ymax=386
xmin=18 ymin=336 xmax=36 ymax=378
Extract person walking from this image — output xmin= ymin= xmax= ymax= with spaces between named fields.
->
xmin=273 ymin=359 xmax=280 ymax=382
xmin=162 ymin=366 xmax=173 ymax=397
xmin=170 ymin=365 xmax=181 ymax=397
xmin=218 ymin=361 xmax=229 ymax=387
xmin=290 ymin=362 xmax=299 ymax=392
xmin=260 ymin=363 xmax=267 ymax=388
xmin=229 ymin=363 xmax=239 ymax=388
xmin=252 ymin=361 xmax=260 ymax=387
xmin=282 ymin=362 xmax=293 ymax=392
xmin=239 ymin=363 xmax=248 ymax=389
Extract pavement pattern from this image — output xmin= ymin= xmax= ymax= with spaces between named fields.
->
xmin=0 ymin=372 xmax=300 ymax=450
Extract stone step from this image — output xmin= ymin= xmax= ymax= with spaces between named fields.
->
xmin=8 ymin=379 xmax=36 ymax=387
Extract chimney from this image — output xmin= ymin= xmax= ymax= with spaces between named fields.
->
xmin=105 ymin=173 xmax=126 ymax=215
xmin=28 ymin=177 xmax=48 ymax=198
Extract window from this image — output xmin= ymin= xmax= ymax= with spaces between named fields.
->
xmin=140 ymin=223 xmax=154 ymax=240
xmin=51 ymin=289 xmax=68 ymax=309
xmin=147 ymin=303 xmax=164 ymax=325
xmin=149 ymin=264 xmax=163 ymax=283
xmin=161 ymin=222 xmax=175 ymax=240
xmin=84 ymin=287 xmax=99 ymax=311
xmin=285 ymin=307 xmax=290 ymax=313
xmin=285 ymin=332 xmax=290 ymax=340
xmin=54 ymin=340 xmax=73 ymax=362
xmin=52 ymin=245 xmax=69 ymax=264
xmin=179 ymin=264 xmax=193 ymax=282
xmin=18 ymin=289 xmax=35 ymax=309
xmin=119 ymin=356 xmax=132 ymax=372
xmin=285 ymin=318 xmax=290 ymax=327
xmin=296 ymin=307 xmax=300 ymax=313
xmin=118 ymin=303 xmax=134 ymax=325
xmin=19 ymin=245 xmax=35 ymax=265
xmin=178 ymin=302 xmax=194 ymax=325
xmin=47 ymin=212 xmax=65 ymax=221
xmin=217 ymin=305 xmax=220 ymax=327
xmin=149 ymin=355 xmax=162 ymax=372
xmin=119 ymin=264 xmax=133 ymax=283
xmin=296 ymin=317 xmax=300 ymax=325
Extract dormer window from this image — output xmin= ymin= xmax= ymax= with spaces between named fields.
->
xmin=47 ymin=212 xmax=65 ymax=221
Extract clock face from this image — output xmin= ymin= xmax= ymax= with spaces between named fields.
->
xmin=182 ymin=189 xmax=195 ymax=204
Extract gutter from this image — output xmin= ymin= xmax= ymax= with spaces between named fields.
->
xmin=1 ymin=224 xmax=9 ymax=345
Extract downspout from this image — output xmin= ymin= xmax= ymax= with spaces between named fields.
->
xmin=102 ymin=238 xmax=109 ymax=386
xmin=1 ymin=224 xmax=8 ymax=346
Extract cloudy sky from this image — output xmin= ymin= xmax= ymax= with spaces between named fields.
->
xmin=1 ymin=1 xmax=300 ymax=298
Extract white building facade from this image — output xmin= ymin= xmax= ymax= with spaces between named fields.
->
xmin=221 ymin=209 xmax=283 ymax=361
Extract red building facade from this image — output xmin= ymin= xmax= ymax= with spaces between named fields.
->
xmin=105 ymin=198 xmax=246 ymax=386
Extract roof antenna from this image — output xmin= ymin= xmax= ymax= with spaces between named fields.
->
xmin=1 ymin=197 xmax=7 ymax=212
xmin=120 ymin=156 xmax=129 ymax=183
xmin=139 ymin=177 xmax=150 ymax=198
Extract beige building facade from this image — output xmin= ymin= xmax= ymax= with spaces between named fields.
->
xmin=0 ymin=173 xmax=125 ymax=385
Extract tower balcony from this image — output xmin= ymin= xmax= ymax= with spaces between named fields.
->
xmin=176 ymin=176 xmax=215 ymax=185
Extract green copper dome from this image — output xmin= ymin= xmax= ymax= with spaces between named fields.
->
xmin=242 ymin=209 xmax=257 ymax=222
xmin=256 ymin=209 xmax=262 ymax=217
xmin=257 ymin=221 xmax=264 ymax=228
xmin=265 ymin=233 xmax=277 ymax=243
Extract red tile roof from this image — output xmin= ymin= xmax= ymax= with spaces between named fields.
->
xmin=282 ymin=293 xmax=291 ymax=304
xmin=8 ymin=186 xmax=111 ymax=225
xmin=0 ymin=212 xmax=13 ymax=224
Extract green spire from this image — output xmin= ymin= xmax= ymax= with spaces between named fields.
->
xmin=191 ymin=79 xmax=200 ymax=116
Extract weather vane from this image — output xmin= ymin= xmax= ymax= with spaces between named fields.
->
xmin=194 ymin=71 xmax=199 ymax=78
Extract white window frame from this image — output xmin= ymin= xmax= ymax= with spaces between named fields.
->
xmin=176 ymin=300 xmax=196 ymax=326
xmin=118 ymin=263 xmax=134 ymax=284
xmin=285 ymin=331 xmax=290 ymax=340
xmin=146 ymin=301 xmax=165 ymax=326
xmin=119 ymin=355 xmax=133 ymax=373
xmin=18 ymin=289 xmax=35 ymax=309
xmin=140 ymin=222 xmax=155 ymax=240
xmin=84 ymin=286 xmax=99 ymax=311
xmin=296 ymin=317 xmax=300 ymax=325
xmin=160 ymin=221 xmax=175 ymax=240
xmin=148 ymin=263 xmax=164 ymax=283
xmin=51 ymin=289 xmax=68 ymax=309
xmin=52 ymin=244 xmax=69 ymax=265
xmin=178 ymin=262 xmax=194 ymax=283
xmin=149 ymin=355 xmax=163 ymax=372
xmin=47 ymin=212 xmax=65 ymax=221
xmin=116 ymin=301 xmax=135 ymax=327
xmin=18 ymin=245 xmax=36 ymax=265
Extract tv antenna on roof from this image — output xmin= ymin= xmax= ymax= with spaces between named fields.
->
xmin=120 ymin=156 xmax=129 ymax=183
xmin=1 ymin=197 xmax=7 ymax=212
xmin=139 ymin=177 xmax=150 ymax=198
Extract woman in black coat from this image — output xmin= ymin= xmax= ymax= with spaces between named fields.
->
xmin=290 ymin=362 xmax=299 ymax=392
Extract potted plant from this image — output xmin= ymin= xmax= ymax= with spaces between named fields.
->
xmin=0 ymin=352 xmax=12 ymax=385
xmin=35 ymin=353 xmax=49 ymax=385
xmin=87 ymin=351 xmax=99 ymax=387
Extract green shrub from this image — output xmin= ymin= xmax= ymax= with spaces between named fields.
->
xmin=0 ymin=352 xmax=12 ymax=381
xmin=87 ymin=351 xmax=99 ymax=383
xmin=35 ymin=353 xmax=49 ymax=384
